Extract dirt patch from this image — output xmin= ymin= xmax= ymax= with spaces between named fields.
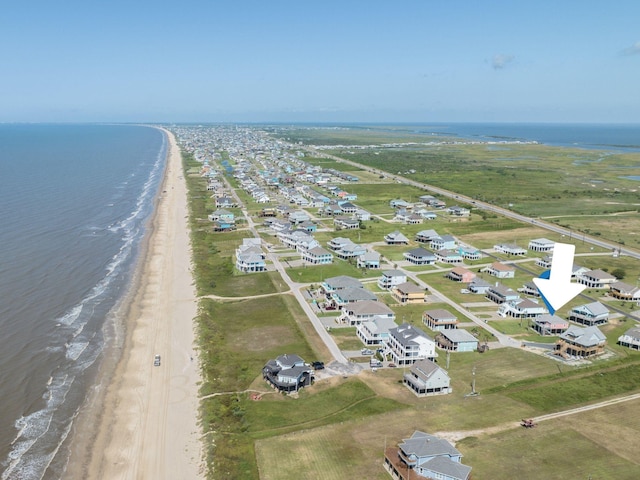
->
xmin=232 ymin=325 xmax=295 ymax=351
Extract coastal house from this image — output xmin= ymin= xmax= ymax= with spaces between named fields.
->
xmin=415 ymin=229 xmax=439 ymax=244
xmin=333 ymin=216 xmax=360 ymax=230
xmin=262 ymin=354 xmax=314 ymax=393
xmin=618 ymin=327 xmax=640 ymax=350
xmin=608 ymin=281 xmax=640 ymax=301
xmin=435 ymin=329 xmax=479 ymax=352
xmin=518 ymin=281 xmax=540 ymax=297
xmin=216 ymin=196 xmax=237 ymax=208
xmin=423 ymin=309 xmax=458 ymax=331
xmin=357 ymin=251 xmax=381 ymax=269
xmin=235 ymin=249 xmax=266 ymax=273
xmin=356 ymin=316 xmax=399 ymax=347
xmin=486 ymin=284 xmax=520 ymax=304
xmin=568 ymin=301 xmax=609 ymax=326
xmin=446 ymin=266 xmax=476 ymax=283
xmin=327 ymin=237 xmax=351 ymax=251
xmin=482 ymin=262 xmax=516 ymax=279
xmin=331 ymin=287 xmax=377 ymax=308
xmin=403 ymin=360 xmax=452 ymax=397
xmin=339 ymin=300 xmax=395 ymax=326
xmin=403 ymin=247 xmax=436 ymax=266
xmin=334 ymin=241 xmax=366 ymax=259
xmin=391 ymin=282 xmax=427 ymax=304
xmin=338 ymin=201 xmax=357 ymax=214
xmin=528 ymin=238 xmax=555 ymax=252
xmin=459 ymin=246 xmax=482 ymax=260
xmin=555 ymin=325 xmax=606 ymax=359
xmin=208 ymin=208 xmax=235 ymax=223
xmin=447 ymin=206 xmax=470 ymax=217
xmin=384 ymin=431 xmax=471 ymax=480
xmin=468 ymin=278 xmax=491 ymax=294
xmin=277 ymin=229 xmax=318 ymax=252
xmin=385 ymin=231 xmax=410 ymax=245
xmin=320 ymin=275 xmax=362 ymax=294
xmin=536 ymin=255 xmax=553 ymax=269
xmin=532 ymin=314 xmax=569 ymax=336
xmin=494 ymin=243 xmax=527 ymax=256
xmin=288 ymin=210 xmax=310 ymax=225
xmin=577 ymin=269 xmax=617 ymax=289
xmin=301 ymin=246 xmax=333 ymax=265
xmin=498 ymin=298 xmax=546 ymax=319
xmin=434 ymin=249 xmax=463 ymax=264
xmin=416 ymin=209 xmax=438 ymax=221
xmin=430 ymin=235 xmax=457 ymax=251
xmin=355 ymin=208 xmax=371 ymax=221
xmin=386 ymin=323 xmax=436 ymax=366
xmin=378 ymin=270 xmax=407 ymax=290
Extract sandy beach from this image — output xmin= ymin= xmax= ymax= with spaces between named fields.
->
xmin=70 ymin=128 xmax=202 ymax=479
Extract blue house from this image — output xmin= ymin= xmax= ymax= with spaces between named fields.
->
xmin=436 ymin=329 xmax=479 ymax=352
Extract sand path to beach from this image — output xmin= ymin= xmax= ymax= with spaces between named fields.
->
xmin=83 ymin=128 xmax=202 ymax=479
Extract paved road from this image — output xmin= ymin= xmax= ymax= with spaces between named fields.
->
xmin=302 ymin=147 xmax=640 ymax=261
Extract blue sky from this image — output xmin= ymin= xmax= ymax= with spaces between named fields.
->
xmin=2 ymin=1 xmax=639 ymax=123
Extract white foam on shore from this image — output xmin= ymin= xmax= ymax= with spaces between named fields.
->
xmin=0 ymin=131 xmax=168 ymax=480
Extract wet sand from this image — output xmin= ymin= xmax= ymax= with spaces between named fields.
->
xmin=68 ymin=128 xmax=202 ymax=479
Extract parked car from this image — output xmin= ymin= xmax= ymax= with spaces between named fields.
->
xmin=311 ymin=361 xmax=325 ymax=370
xmin=388 ymin=363 xmax=397 ymax=368
xmin=361 ymin=348 xmax=374 ymax=355
xmin=154 ymin=354 xmax=161 ymax=366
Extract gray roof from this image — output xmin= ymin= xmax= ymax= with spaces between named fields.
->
xmin=394 ymin=282 xmax=424 ymax=294
xmin=534 ymin=314 xmax=567 ymax=327
xmin=423 ymin=456 xmax=472 ymax=480
xmin=399 ymin=431 xmax=461 ymax=459
xmin=439 ymin=329 xmax=478 ymax=343
xmin=416 ymin=229 xmax=439 ymax=239
xmin=359 ymin=251 xmax=380 ymax=261
xmin=560 ymin=325 xmax=606 ymax=347
xmin=360 ymin=316 xmax=398 ymax=334
xmin=382 ymin=269 xmax=405 ymax=277
xmin=410 ymin=359 xmax=449 ymax=381
xmin=573 ymin=301 xmax=609 ymax=316
xmin=424 ymin=309 xmax=456 ymax=321
xmin=335 ymin=287 xmax=377 ymax=302
xmin=390 ymin=323 xmax=432 ymax=347
xmin=324 ymin=275 xmax=362 ymax=290
xmin=307 ymin=246 xmax=332 ymax=256
xmin=346 ymin=300 xmax=394 ymax=316
xmin=406 ymin=247 xmax=436 ymax=259
xmin=583 ymin=269 xmax=616 ymax=280
xmin=276 ymin=353 xmax=304 ymax=368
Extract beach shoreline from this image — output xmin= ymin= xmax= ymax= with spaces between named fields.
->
xmin=65 ymin=127 xmax=203 ymax=479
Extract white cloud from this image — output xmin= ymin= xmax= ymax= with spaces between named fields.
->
xmin=622 ymin=41 xmax=640 ymax=55
xmin=492 ymin=54 xmax=515 ymax=70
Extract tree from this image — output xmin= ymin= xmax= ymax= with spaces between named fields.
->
xmin=611 ymin=268 xmax=626 ymax=280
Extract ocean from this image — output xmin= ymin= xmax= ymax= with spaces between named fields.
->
xmin=410 ymin=122 xmax=640 ymax=151
xmin=0 ymin=124 xmax=166 ymax=479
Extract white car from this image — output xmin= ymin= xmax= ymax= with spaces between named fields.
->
xmin=154 ymin=354 xmax=161 ymax=366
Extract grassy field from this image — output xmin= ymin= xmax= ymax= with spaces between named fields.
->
xmin=272 ymin=125 xmax=640 ymax=249
xmin=181 ymin=131 xmax=640 ymax=480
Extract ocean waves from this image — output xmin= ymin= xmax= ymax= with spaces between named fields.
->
xmin=0 ymin=125 xmax=166 ymax=480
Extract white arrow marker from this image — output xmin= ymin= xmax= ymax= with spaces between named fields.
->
xmin=533 ymin=242 xmax=586 ymax=314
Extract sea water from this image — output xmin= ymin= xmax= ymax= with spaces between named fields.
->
xmin=0 ymin=124 xmax=166 ymax=479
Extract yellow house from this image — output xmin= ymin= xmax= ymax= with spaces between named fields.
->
xmin=391 ymin=282 xmax=427 ymax=304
